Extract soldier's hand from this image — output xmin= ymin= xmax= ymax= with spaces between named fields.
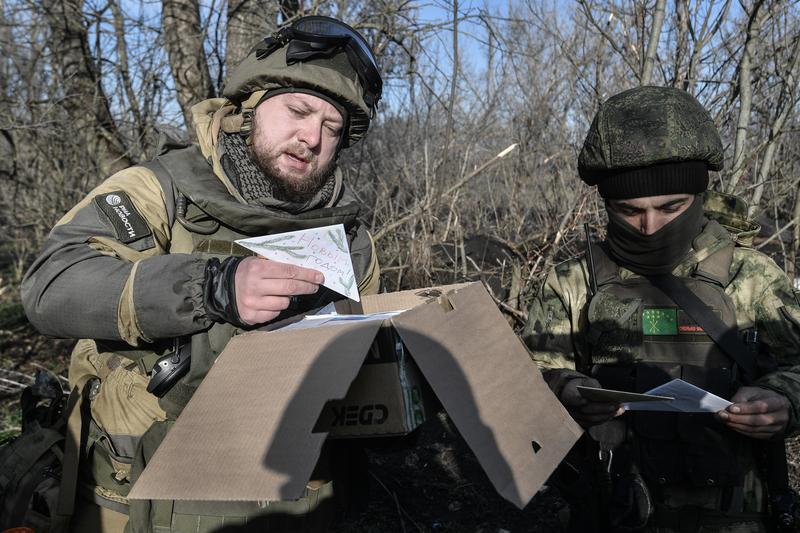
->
xmin=716 ymin=386 xmax=789 ymax=440
xmin=234 ymin=257 xmax=324 ymax=325
xmin=560 ymin=377 xmax=624 ymax=428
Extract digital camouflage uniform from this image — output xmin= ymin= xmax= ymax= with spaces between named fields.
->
xmin=524 ymin=218 xmax=800 ymax=416
xmin=522 ymin=86 xmax=800 ymax=533
xmin=21 ymin=32 xmax=380 ymax=533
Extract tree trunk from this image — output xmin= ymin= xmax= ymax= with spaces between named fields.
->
xmin=162 ymin=0 xmax=215 ymax=135
xmin=790 ymin=189 xmax=800 ymax=282
xmin=42 ymin=0 xmax=131 ymax=176
xmin=747 ymin=29 xmax=800 ymax=219
xmin=671 ymin=0 xmax=689 ymax=88
xmin=727 ymin=0 xmax=766 ymax=194
xmin=225 ymin=0 xmax=280 ymax=72
xmin=640 ymin=0 xmax=666 ymax=85
xmin=111 ymin=0 xmax=146 ymax=157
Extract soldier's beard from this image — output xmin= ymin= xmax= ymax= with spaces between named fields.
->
xmin=249 ymin=139 xmax=336 ymax=204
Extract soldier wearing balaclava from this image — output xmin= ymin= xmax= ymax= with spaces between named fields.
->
xmin=524 ymin=86 xmax=800 ymax=533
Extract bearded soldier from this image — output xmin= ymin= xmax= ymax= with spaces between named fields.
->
xmin=523 ymin=86 xmax=800 ymax=532
xmin=21 ymin=16 xmax=381 ymax=533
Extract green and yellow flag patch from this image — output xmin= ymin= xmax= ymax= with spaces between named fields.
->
xmin=643 ymin=308 xmax=678 ymax=335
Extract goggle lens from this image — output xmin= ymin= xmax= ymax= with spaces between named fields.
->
xmin=292 ymin=16 xmax=379 ymax=73
xmin=258 ymin=16 xmax=382 ymax=112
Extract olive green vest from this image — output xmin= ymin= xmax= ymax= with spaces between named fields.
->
xmin=142 ymin=146 xmax=374 ymax=417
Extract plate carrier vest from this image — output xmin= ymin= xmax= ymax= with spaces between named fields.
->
xmin=584 ymin=226 xmax=752 ymax=490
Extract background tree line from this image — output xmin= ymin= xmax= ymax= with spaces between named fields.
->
xmin=2 ymin=1 xmax=800 ymax=524
xmin=2 ymin=0 xmax=800 ymax=333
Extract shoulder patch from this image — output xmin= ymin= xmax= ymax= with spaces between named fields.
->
xmin=93 ymin=191 xmax=152 ymax=244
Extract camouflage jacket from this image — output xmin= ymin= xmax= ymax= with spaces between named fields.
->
xmin=522 ymin=218 xmax=800 ymax=436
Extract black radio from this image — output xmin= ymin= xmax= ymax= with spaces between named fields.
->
xmin=147 ymin=339 xmax=191 ymax=397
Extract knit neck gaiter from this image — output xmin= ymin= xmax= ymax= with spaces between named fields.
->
xmin=218 ymin=130 xmax=337 ymax=214
xmin=605 ymin=195 xmax=704 ymax=276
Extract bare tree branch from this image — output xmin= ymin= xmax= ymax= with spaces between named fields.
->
xmin=749 ymin=29 xmax=800 ymax=217
xmin=727 ymin=0 xmax=766 ymax=194
xmin=225 ymin=0 xmax=280 ymax=70
xmin=42 ymin=0 xmax=131 ymax=175
xmin=640 ymin=0 xmax=665 ymax=85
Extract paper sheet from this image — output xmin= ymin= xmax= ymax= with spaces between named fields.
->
xmin=236 ymin=224 xmax=359 ymax=301
xmin=277 ymin=310 xmax=405 ymax=331
xmin=577 ymin=385 xmax=674 ymax=403
xmin=624 ymin=378 xmax=732 ymax=412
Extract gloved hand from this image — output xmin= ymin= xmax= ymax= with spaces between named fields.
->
xmin=203 ymin=256 xmax=324 ymax=327
xmin=204 ymin=256 xmax=247 ymax=327
xmin=560 ymin=377 xmax=624 ymax=428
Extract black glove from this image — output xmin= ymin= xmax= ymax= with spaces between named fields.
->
xmin=203 ymin=256 xmax=248 ymax=328
xmin=561 ymin=377 xmax=623 ymax=428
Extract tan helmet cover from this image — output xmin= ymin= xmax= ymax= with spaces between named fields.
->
xmin=222 ymin=44 xmax=371 ymax=146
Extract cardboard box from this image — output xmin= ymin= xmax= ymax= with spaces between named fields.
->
xmin=310 ymin=285 xmax=453 ymax=438
xmin=128 ymin=283 xmax=583 ymax=509
xmin=314 ymin=325 xmax=435 ymax=437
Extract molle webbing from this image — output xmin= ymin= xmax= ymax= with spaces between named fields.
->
xmin=587 ymin=274 xmax=740 ymax=376
xmin=193 ymin=239 xmax=256 ymax=257
xmin=648 ymin=274 xmax=757 ymax=383
xmin=653 ymin=505 xmax=764 ymax=532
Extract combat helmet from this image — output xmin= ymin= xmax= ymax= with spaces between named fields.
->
xmin=578 ymin=86 xmax=723 ymax=199
xmin=223 ymin=15 xmax=383 ymax=147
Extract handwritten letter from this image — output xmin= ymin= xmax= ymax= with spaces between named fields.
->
xmin=236 ymin=224 xmax=359 ymax=301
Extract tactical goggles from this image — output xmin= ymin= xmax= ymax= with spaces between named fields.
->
xmin=255 ymin=16 xmax=383 ymax=113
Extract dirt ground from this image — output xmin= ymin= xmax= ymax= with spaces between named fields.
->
xmin=330 ymin=412 xmax=800 ymax=533
xmin=329 ymin=412 xmax=567 ymax=533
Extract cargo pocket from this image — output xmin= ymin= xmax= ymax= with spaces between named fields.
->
xmin=91 ymin=362 xmax=166 ymax=442
xmin=127 ymin=419 xmax=173 ymax=533
xmin=86 ymin=420 xmax=136 ymax=500
xmin=677 ymin=414 xmax=741 ymax=488
xmin=87 ymin=360 xmax=166 ymax=508
xmin=677 ymin=365 xmax=739 ymax=488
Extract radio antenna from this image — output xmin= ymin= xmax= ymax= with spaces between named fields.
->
xmin=584 ymin=222 xmax=598 ymax=296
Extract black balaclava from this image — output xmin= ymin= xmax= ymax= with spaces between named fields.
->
xmin=605 ymin=194 xmax=705 ymax=276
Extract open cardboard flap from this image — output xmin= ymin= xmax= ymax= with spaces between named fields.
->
xmin=127 ymin=321 xmax=381 ymax=501
xmin=128 ymin=283 xmax=582 ymax=508
xmin=391 ymin=283 xmax=583 ymax=508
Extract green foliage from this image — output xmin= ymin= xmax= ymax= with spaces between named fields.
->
xmin=0 ymin=300 xmax=27 ymax=330
xmin=0 ymin=397 xmax=21 ymax=444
